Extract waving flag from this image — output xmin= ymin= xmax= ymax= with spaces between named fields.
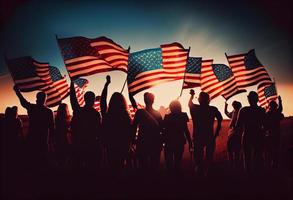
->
xmin=257 ymin=82 xmax=278 ymax=107
xmin=57 ymin=36 xmax=128 ymax=79
xmin=127 ymin=43 xmax=189 ymax=95
xmin=201 ymin=62 xmax=246 ymax=100
xmin=73 ymin=78 xmax=100 ymax=111
xmin=226 ymin=49 xmax=272 ymax=88
xmin=6 ymin=56 xmax=47 ymax=91
xmin=183 ymin=58 xmax=213 ymax=89
xmin=6 ymin=56 xmax=69 ymax=107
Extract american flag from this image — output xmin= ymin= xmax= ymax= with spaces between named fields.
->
xmin=57 ymin=36 xmax=128 ymax=79
xmin=6 ymin=56 xmax=69 ymax=107
xmin=73 ymin=78 xmax=100 ymax=111
xmin=257 ymin=82 xmax=278 ymax=107
xmin=201 ymin=62 xmax=246 ymax=100
xmin=127 ymin=43 xmax=189 ymax=95
xmin=183 ymin=58 xmax=213 ymax=89
xmin=128 ymin=103 xmax=144 ymax=119
xmin=6 ymin=56 xmax=47 ymax=91
xmin=226 ymin=49 xmax=272 ymax=89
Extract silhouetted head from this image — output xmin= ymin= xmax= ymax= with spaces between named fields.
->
xmin=269 ymin=100 xmax=278 ymax=111
xmin=144 ymin=92 xmax=155 ymax=107
xmin=169 ymin=100 xmax=182 ymax=114
xmin=108 ymin=92 xmax=128 ymax=115
xmin=4 ymin=107 xmax=12 ymax=118
xmin=11 ymin=106 xmax=18 ymax=118
xmin=84 ymin=91 xmax=96 ymax=107
xmin=198 ymin=92 xmax=210 ymax=106
xmin=232 ymin=101 xmax=242 ymax=111
xmin=247 ymin=91 xmax=259 ymax=106
xmin=36 ymin=92 xmax=47 ymax=105
xmin=56 ymin=103 xmax=70 ymax=121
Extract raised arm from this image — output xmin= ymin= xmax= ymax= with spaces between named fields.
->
xmin=224 ymin=102 xmax=233 ymax=119
xmin=278 ymin=96 xmax=283 ymax=113
xmin=101 ymin=75 xmax=111 ymax=117
xmin=214 ymin=108 xmax=223 ymax=138
xmin=70 ymin=81 xmax=80 ymax=112
xmin=129 ymin=93 xmax=137 ymax=110
xmin=13 ymin=85 xmax=30 ymax=109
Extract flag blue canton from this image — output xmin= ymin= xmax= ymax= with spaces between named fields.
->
xmin=7 ymin=57 xmax=38 ymax=79
xmin=186 ymin=57 xmax=201 ymax=73
xmin=264 ymin=84 xmax=277 ymax=98
xmin=212 ymin=64 xmax=233 ymax=82
xmin=49 ymin=66 xmax=64 ymax=82
xmin=73 ymin=78 xmax=88 ymax=88
xmin=244 ymin=50 xmax=263 ymax=70
xmin=127 ymin=48 xmax=162 ymax=83
xmin=58 ymin=37 xmax=99 ymax=60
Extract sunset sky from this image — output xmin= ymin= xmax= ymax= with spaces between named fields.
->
xmin=0 ymin=0 xmax=292 ymax=117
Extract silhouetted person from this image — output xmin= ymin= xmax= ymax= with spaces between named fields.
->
xmin=163 ymin=100 xmax=192 ymax=172
xmin=14 ymin=85 xmax=54 ymax=168
xmin=100 ymin=75 xmax=132 ymax=171
xmin=189 ymin=90 xmax=222 ymax=175
xmin=264 ymin=96 xmax=284 ymax=168
xmin=54 ymin=103 xmax=71 ymax=167
xmin=70 ymin=81 xmax=101 ymax=170
xmin=132 ymin=92 xmax=163 ymax=171
xmin=224 ymin=101 xmax=242 ymax=168
xmin=236 ymin=91 xmax=266 ymax=172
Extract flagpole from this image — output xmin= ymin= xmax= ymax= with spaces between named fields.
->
xmin=55 ymin=34 xmax=72 ymax=81
xmin=179 ymin=47 xmax=191 ymax=97
xmin=120 ymin=77 xmax=127 ymax=93
xmin=120 ymin=46 xmax=131 ymax=94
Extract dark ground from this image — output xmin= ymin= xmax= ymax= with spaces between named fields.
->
xmin=1 ymin=117 xmax=293 ymax=199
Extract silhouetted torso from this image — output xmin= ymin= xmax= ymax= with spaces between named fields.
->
xmin=163 ymin=112 xmax=189 ymax=147
xmin=26 ymin=104 xmax=54 ymax=147
xmin=72 ymin=107 xmax=101 ymax=145
xmin=237 ymin=106 xmax=266 ymax=138
xmin=265 ymin=110 xmax=284 ymax=136
xmin=133 ymin=108 xmax=163 ymax=147
xmin=189 ymin=104 xmax=222 ymax=141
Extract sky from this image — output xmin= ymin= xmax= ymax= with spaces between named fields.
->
xmin=0 ymin=0 xmax=292 ymax=117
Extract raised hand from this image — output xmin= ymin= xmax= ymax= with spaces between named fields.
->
xmin=106 ymin=75 xmax=111 ymax=85
xmin=189 ymin=89 xmax=195 ymax=96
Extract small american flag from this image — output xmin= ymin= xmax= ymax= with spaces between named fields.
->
xmin=183 ymin=58 xmax=213 ymax=89
xmin=127 ymin=42 xmax=189 ymax=95
xmin=57 ymin=36 xmax=128 ymax=79
xmin=128 ymin=103 xmax=144 ymax=119
xmin=201 ymin=62 xmax=246 ymax=100
xmin=226 ymin=49 xmax=272 ymax=88
xmin=73 ymin=78 xmax=100 ymax=111
xmin=257 ymin=82 xmax=278 ymax=107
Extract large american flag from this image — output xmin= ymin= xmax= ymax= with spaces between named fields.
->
xmin=127 ymin=43 xmax=189 ymax=95
xmin=57 ymin=36 xmax=128 ymax=79
xmin=183 ymin=58 xmax=214 ymax=89
xmin=257 ymin=82 xmax=278 ymax=107
xmin=73 ymin=78 xmax=100 ymax=111
xmin=226 ymin=49 xmax=272 ymax=89
xmin=6 ymin=56 xmax=47 ymax=91
xmin=6 ymin=56 xmax=69 ymax=107
xmin=201 ymin=62 xmax=246 ymax=100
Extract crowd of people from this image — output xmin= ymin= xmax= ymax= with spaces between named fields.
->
xmin=0 ymin=75 xmax=284 ymax=176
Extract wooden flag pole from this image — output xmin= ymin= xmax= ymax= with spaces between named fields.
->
xmin=121 ymin=46 xmax=131 ymax=94
xmin=179 ymin=47 xmax=191 ymax=97
xmin=120 ymin=77 xmax=127 ymax=94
